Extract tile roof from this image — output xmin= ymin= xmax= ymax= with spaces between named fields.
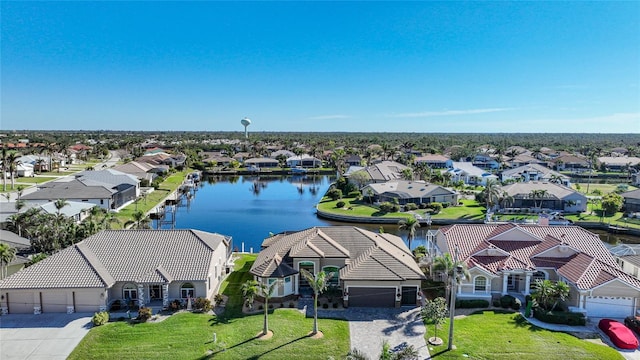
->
xmin=0 ymin=230 xmax=31 ymax=249
xmin=438 ymin=224 xmax=640 ymax=290
xmin=365 ymin=161 xmax=408 ymax=181
xmin=22 ymin=179 xmax=115 ymax=200
xmin=500 ymin=182 xmax=584 ymax=200
xmin=250 ymin=226 xmax=424 ymax=281
xmin=0 ymin=229 xmax=230 ymax=290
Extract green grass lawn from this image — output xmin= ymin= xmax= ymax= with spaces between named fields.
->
xmin=317 ymin=197 xmax=419 ymax=220
xmin=432 ymin=199 xmax=486 ymax=220
xmin=428 ymin=311 xmax=622 ymax=360
xmin=69 ymin=253 xmax=350 ymax=360
xmin=9 ymin=176 xmax=58 ymax=184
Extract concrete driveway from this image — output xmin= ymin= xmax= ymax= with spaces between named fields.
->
xmin=0 ymin=313 xmax=93 ymax=360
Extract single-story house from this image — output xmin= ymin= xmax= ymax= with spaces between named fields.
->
xmin=344 ymin=155 xmax=362 ymax=167
xmin=286 ymin=154 xmax=322 ymax=168
xmin=75 ymin=169 xmax=140 ymax=203
xmin=244 ymin=157 xmax=279 ymax=168
xmin=112 ymin=161 xmax=168 ymax=184
xmin=250 ymin=226 xmax=425 ymax=308
xmin=500 ymin=164 xmax=570 ymax=186
xmin=270 ymin=150 xmax=296 ymax=159
xmin=34 ymin=200 xmax=96 ymax=223
xmin=22 ymin=179 xmax=116 ymax=211
xmin=622 ymin=189 xmax=640 ymax=213
xmin=499 ymin=182 xmax=587 ymax=213
xmin=363 ymin=161 xmax=409 ymax=183
xmin=447 ymin=162 xmax=499 ymax=186
xmin=550 ymin=154 xmax=590 ymax=172
xmin=505 ymin=153 xmax=547 ymax=168
xmin=0 ymin=229 xmax=232 ymax=314
xmin=471 ymin=154 xmax=501 ymax=170
xmin=16 ymin=163 xmax=34 ymax=177
xmin=414 ymin=154 xmax=453 ymax=169
xmin=598 ymin=156 xmax=640 ymax=172
xmin=362 ymin=180 xmax=458 ymax=206
xmin=435 ymin=223 xmax=640 ymax=318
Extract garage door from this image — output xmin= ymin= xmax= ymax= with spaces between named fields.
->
xmin=8 ymin=292 xmax=35 ymax=314
xmin=42 ymin=291 xmax=68 ymax=313
xmin=75 ymin=291 xmax=100 ymax=313
xmin=585 ymin=296 xmax=635 ymax=318
xmin=348 ymin=287 xmax=396 ymax=307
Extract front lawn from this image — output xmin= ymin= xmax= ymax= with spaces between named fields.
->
xmin=69 ymin=253 xmax=350 ymax=359
xmin=427 ymin=311 xmax=622 ymax=360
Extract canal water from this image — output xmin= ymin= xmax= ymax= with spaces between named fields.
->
xmin=157 ymin=174 xmax=640 ymax=252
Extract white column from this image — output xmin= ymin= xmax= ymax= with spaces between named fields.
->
xmin=579 ymin=293 xmax=585 ymax=310
xmin=524 ymin=273 xmax=531 ymax=295
xmin=138 ymin=284 xmax=145 ymax=308
xmin=162 ymin=284 xmax=169 ymax=307
xmin=502 ymin=273 xmax=509 ymax=295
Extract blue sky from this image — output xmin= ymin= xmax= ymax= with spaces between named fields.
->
xmin=1 ymin=1 xmax=639 ymax=133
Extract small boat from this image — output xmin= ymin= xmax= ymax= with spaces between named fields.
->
xmin=608 ymin=225 xmax=629 ymax=233
xmin=291 ymin=166 xmax=308 ymax=174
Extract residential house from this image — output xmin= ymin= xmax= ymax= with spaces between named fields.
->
xmin=505 ymin=153 xmax=546 ymax=168
xmin=22 ymin=179 xmax=116 ymax=211
xmin=499 ymin=182 xmax=587 ymax=213
xmin=0 ymin=229 xmax=232 ymax=314
xmin=435 ymin=223 xmax=640 ymax=318
xmin=249 ymin=226 xmax=425 ymax=308
xmin=363 ymin=161 xmax=409 ymax=183
xmin=608 ymin=244 xmax=640 ymax=281
xmin=286 ymin=154 xmax=322 ymax=168
xmin=0 ymin=230 xmax=31 ymax=279
xmin=0 ymin=202 xmax=17 ymax=230
xmin=550 ymin=154 xmax=590 ymax=172
xmin=27 ymin=201 xmax=96 ymax=223
xmin=200 ymin=152 xmax=234 ymax=167
xmin=74 ymin=169 xmax=140 ymax=207
xmin=344 ymin=155 xmax=362 ymax=167
xmin=597 ymin=156 xmax=640 ymax=172
xmin=270 ymin=150 xmax=296 ymax=159
xmin=414 ymin=154 xmax=453 ymax=169
xmin=16 ymin=155 xmax=50 ymax=172
xmin=244 ymin=157 xmax=279 ymax=168
xmin=362 ymin=180 xmax=458 ymax=206
xmin=500 ymin=164 xmax=570 ymax=186
xmin=447 ymin=162 xmax=499 ymax=186
xmin=15 ymin=163 xmax=34 ymax=177
xmin=472 ymin=153 xmax=501 ymax=170
xmin=622 ymin=189 xmax=640 ymax=213
xmin=112 ymin=161 xmax=168 ymax=185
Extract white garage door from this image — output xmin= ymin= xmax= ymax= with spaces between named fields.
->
xmin=8 ymin=292 xmax=35 ymax=314
xmin=585 ymin=296 xmax=635 ymax=318
xmin=42 ymin=291 xmax=68 ymax=313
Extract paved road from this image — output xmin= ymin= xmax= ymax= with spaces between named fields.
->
xmin=0 ymin=313 xmax=93 ymax=360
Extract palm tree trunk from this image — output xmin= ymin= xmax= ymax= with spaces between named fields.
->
xmin=263 ymin=298 xmax=269 ymax=335
xmin=313 ymin=293 xmax=319 ymax=334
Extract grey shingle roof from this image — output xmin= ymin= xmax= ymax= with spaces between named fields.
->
xmin=0 ymin=230 xmax=31 ymax=249
xmin=0 ymin=229 xmax=231 ymax=290
xmin=22 ymin=179 xmax=115 ymax=200
xmin=250 ymin=226 xmax=425 ymax=281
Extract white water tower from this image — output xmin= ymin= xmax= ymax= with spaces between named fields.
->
xmin=241 ymin=117 xmax=251 ymax=139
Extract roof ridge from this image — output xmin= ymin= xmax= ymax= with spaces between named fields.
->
xmin=317 ymin=229 xmax=350 ymax=257
xmin=75 ymin=242 xmax=116 ymax=287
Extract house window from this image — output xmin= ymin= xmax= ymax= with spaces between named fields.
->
xmin=323 ymin=266 xmax=340 ymax=287
xmin=181 ymin=283 xmax=195 ymax=299
xmin=123 ymin=283 xmax=137 ymax=300
xmin=100 ymin=199 xmax=104 ymax=204
xmin=284 ymin=277 xmax=291 ymax=284
xmin=474 ymin=276 xmax=487 ymax=292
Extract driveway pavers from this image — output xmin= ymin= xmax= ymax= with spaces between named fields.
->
xmin=0 ymin=313 xmax=93 ymax=360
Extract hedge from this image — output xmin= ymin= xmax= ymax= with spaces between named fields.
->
xmin=533 ymin=308 xmax=586 ymax=326
xmin=455 ymin=299 xmax=490 ymax=309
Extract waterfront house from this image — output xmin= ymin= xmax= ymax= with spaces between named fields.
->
xmin=21 ymin=179 xmax=116 ymax=211
xmin=597 ymin=156 xmax=640 ymax=172
xmin=447 ymin=162 xmax=498 ymax=186
xmin=244 ymin=157 xmax=279 ymax=168
xmin=500 ymin=164 xmax=570 ymax=186
xmin=499 ymin=182 xmax=586 ymax=213
xmin=0 ymin=230 xmax=31 ymax=279
xmin=434 ymin=223 xmax=640 ymax=318
xmin=0 ymin=229 xmax=232 ymax=314
xmin=550 ymin=154 xmax=590 ymax=172
xmin=361 ymin=180 xmax=458 ymax=206
xmin=250 ymin=226 xmax=425 ymax=308
xmin=286 ymin=154 xmax=322 ymax=168
xmin=363 ymin=161 xmax=409 ymax=183
xmin=112 ymin=161 xmax=168 ymax=184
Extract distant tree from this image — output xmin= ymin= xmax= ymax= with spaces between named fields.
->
xmin=398 ymin=217 xmax=420 ymax=250
xmin=0 ymin=243 xmax=17 ymax=279
xmin=601 ymin=193 xmax=623 ymax=215
xmin=421 ymin=297 xmax=448 ymax=344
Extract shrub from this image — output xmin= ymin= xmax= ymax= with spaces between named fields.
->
xmin=92 ymin=311 xmax=109 ymax=326
xmin=455 ymin=299 xmax=490 ymax=309
xmin=193 ymin=297 xmax=213 ymax=312
xmin=442 ymin=202 xmax=451 ymax=208
xmin=258 ymin=305 xmax=264 ymax=310
xmin=322 ymin=303 xmax=329 ymax=309
xmin=429 ymin=202 xmax=443 ymax=214
xmin=289 ymin=302 xmax=295 ymax=308
xmin=333 ymin=302 xmax=339 ymax=308
xmin=268 ymin=304 xmax=274 ymax=309
xmin=137 ymin=307 xmax=152 ymax=322
xmin=492 ymin=300 xmax=501 ymax=307
xmin=280 ymin=302 xmax=284 ymax=308
xmin=347 ymin=191 xmax=361 ymax=198
xmin=405 ymin=203 xmax=418 ymax=211
xmin=500 ymin=295 xmax=515 ymax=308
xmin=336 ymin=201 xmax=346 ymax=208
xmin=214 ymin=294 xmax=224 ymax=307
xmin=327 ymin=188 xmax=343 ymax=200
xmin=170 ymin=299 xmax=182 ymax=312
xmin=533 ymin=308 xmax=585 ymax=326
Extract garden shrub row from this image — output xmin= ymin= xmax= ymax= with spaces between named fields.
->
xmin=533 ymin=309 xmax=586 ymax=326
xmin=493 ymin=295 xmax=521 ymax=310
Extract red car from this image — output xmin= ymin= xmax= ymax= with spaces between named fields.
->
xmin=599 ymin=318 xmax=639 ymax=350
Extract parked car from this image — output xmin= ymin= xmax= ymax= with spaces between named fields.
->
xmin=599 ymin=318 xmax=639 ymax=350
xmin=624 ymin=316 xmax=640 ymax=336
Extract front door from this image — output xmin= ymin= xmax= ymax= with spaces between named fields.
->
xmin=507 ymin=275 xmax=519 ymax=292
xmin=149 ymin=285 xmax=163 ymax=301
xmin=298 ymin=263 xmax=315 ymax=295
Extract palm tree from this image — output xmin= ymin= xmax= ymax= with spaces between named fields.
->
xmin=499 ymin=191 xmax=514 ymax=209
xmin=99 ymin=211 xmax=121 ymax=230
xmin=54 ymin=198 xmax=69 ymax=216
xmin=6 ymin=152 xmax=20 ymax=189
xmin=241 ymin=279 xmax=260 ymax=311
xmin=35 ymin=158 xmax=46 ymax=174
xmin=125 ymin=210 xmax=151 ymax=229
xmin=480 ymin=179 xmax=501 ymax=212
xmin=2 ymin=147 xmax=8 ymax=191
xmin=300 ymin=269 xmax=334 ymax=335
xmin=432 ymin=253 xmax=469 ymax=300
xmin=398 ymin=217 xmax=421 ymax=250
xmin=259 ymin=279 xmax=280 ymax=336
xmin=529 ymin=189 xmax=548 ymax=209
xmin=0 ymin=243 xmax=17 ymax=279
